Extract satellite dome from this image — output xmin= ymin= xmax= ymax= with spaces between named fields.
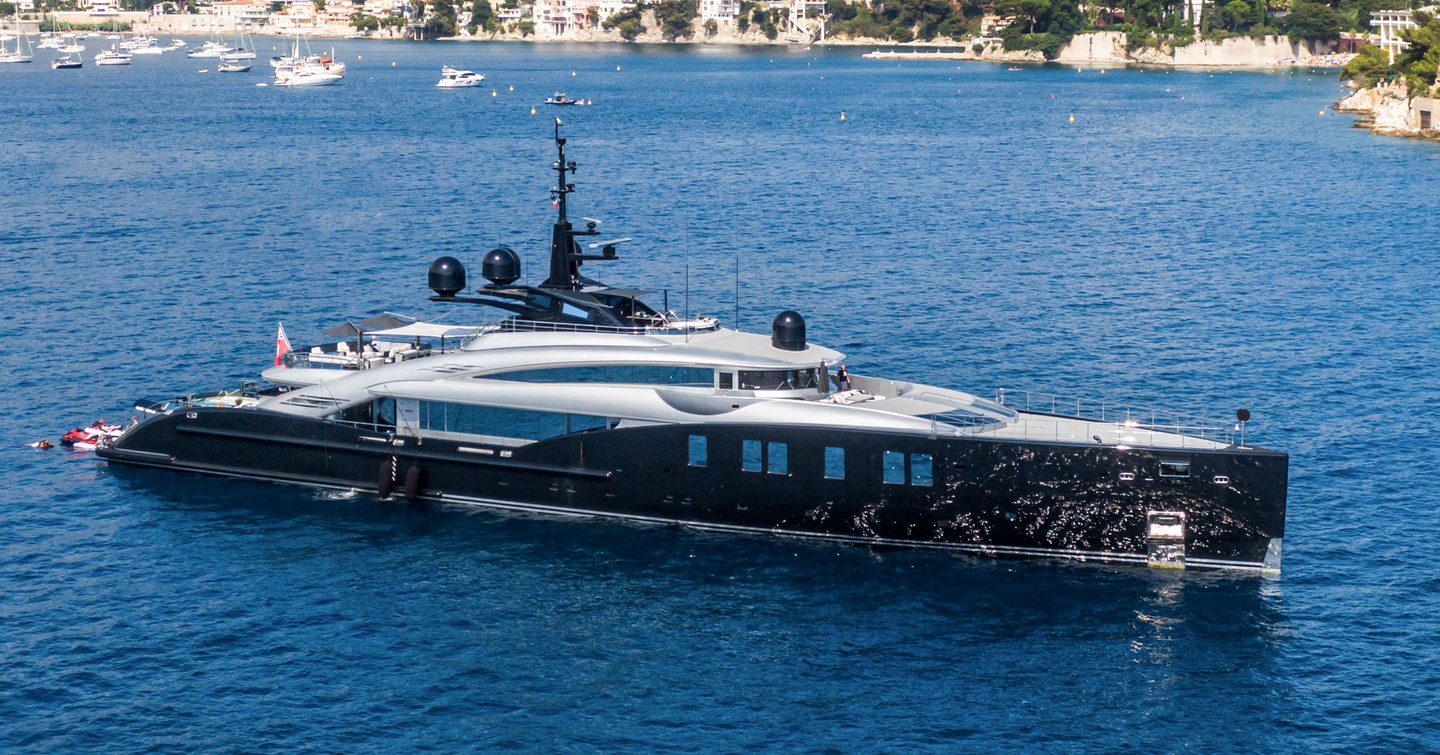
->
xmin=428 ymin=256 xmax=467 ymax=297
xmin=482 ymin=247 xmax=521 ymax=286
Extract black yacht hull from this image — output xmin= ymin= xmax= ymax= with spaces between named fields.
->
xmin=99 ymin=408 xmax=1288 ymax=572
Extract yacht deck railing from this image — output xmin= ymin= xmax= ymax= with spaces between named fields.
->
xmin=992 ymin=388 xmax=1237 ymax=446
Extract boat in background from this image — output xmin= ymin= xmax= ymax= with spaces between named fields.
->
xmin=437 ymin=66 xmax=484 ymax=88
xmin=217 ymin=60 xmax=252 ymax=73
xmin=187 ymin=39 xmax=239 ymax=58
xmin=274 ymin=68 xmax=343 ymax=87
xmin=0 ymin=7 xmax=33 ymax=63
xmin=544 ymin=92 xmax=585 ymax=106
xmin=95 ymin=45 xmax=131 ymax=65
xmin=51 ymin=53 xmax=82 ymax=69
xmin=127 ymin=37 xmax=167 ymax=55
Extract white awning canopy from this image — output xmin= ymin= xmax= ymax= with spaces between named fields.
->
xmin=366 ymin=322 xmax=481 ymax=339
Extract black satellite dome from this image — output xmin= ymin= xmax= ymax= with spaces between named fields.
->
xmin=428 ymin=256 xmax=467 ymax=297
xmin=482 ymin=247 xmax=521 ymax=286
xmin=771 ymin=310 xmax=806 ymax=351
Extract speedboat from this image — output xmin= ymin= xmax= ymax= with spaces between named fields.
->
xmin=99 ymin=124 xmax=1290 ymax=574
xmin=437 ymin=66 xmax=484 ymax=88
xmin=544 ymin=92 xmax=585 ymax=105
xmin=51 ymin=53 xmax=82 ymax=68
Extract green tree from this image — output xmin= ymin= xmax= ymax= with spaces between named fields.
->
xmin=350 ymin=11 xmax=380 ymax=30
xmin=652 ymin=0 xmax=696 ymax=39
xmin=1341 ymin=43 xmax=1392 ymax=87
xmin=467 ymin=0 xmax=494 ymax=33
xmin=1222 ymin=0 xmax=1250 ymax=29
xmin=704 ymin=18 xmax=717 ymax=35
xmin=1397 ymin=11 xmax=1440 ymax=96
xmin=0 ymin=1 xmax=15 ymax=12
xmin=602 ymin=6 xmax=646 ymax=39
xmin=518 ymin=19 xmax=534 ymax=35
xmin=426 ymin=0 xmax=459 ymax=36
xmin=1283 ymin=1 xmax=1340 ymax=41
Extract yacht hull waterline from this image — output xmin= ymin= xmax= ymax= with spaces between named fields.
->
xmin=104 ymin=411 xmax=1287 ymax=571
xmin=98 ymin=125 xmax=1289 ymax=574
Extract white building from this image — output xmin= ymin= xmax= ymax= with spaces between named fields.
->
xmin=1372 ymin=7 xmax=1436 ymax=65
xmin=532 ymin=0 xmax=631 ymax=38
xmin=700 ymin=0 xmax=739 ymax=22
xmin=210 ymin=0 xmax=273 ymax=25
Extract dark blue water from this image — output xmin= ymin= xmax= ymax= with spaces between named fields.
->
xmin=4 ymin=42 xmax=1438 ymax=750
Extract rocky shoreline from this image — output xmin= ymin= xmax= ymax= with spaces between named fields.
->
xmin=1335 ymin=83 xmax=1440 ymax=140
xmin=863 ymin=32 xmax=1352 ymax=69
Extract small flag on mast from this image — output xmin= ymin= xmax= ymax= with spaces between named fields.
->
xmin=275 ymin=322 xmax=292 ymax=367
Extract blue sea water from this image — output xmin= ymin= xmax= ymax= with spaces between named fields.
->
xmin=3 ymin=40 xmax=1439 ymax=751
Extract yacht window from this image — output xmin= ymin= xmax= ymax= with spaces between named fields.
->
xmin=718 ymin=372 xmax=734 ymax=390
xmin=824 ymin=447 xmax=845 ymax=480
xmin=488 ymin=365 xmax=713 ymax=387
xmin=767 ymin=442 xmax=788 ymax=475
xmin=883 ymin=451 xmax=905 ymax=485
xmin=742 ymin=439 xmax=762 ymax=473
xmin=688 ymin=435 xmax=707 ymax=467
xmin=737 ymin=368 xmax=823 ymax=392
xmin=911 ymin=453 xmax=933 ymax=486
xmin=419 ymin=401 xmax=609 ymax=441
xmin=1159 ymin=459 xmax=1191 ymax=478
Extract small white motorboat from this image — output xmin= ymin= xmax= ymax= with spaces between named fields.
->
xmin=94 ymin=48 xmax=131 ymax=66
xmin=274 ymin=69 xmax=343 ymax=87
xmin=217 ymin=61 xmax=251 ymax=73
xmin=437 ymin=66 xmax=484 ymax=88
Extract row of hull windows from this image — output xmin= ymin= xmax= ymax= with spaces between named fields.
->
xmin=688 ymin=435 xmax=933 ymax=486
xmin=479 ymin=363 xmax=827 ymax=393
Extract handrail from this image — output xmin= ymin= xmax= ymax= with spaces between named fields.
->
xmin=490 ymin=316 xmax=720 ymax=336
xmin=993 ymin=387 xmax=1237 ymax=445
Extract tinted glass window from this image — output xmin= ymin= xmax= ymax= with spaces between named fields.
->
xmin=1159 ymin=459 xmax=1191 ymax=478
xmin=767 ymin=442 xmax=788 ymax=475
xmin=883 ymin=451 xmax=905 ymax=485
xmin=911 ymin=453 xmax=933 ymax=486
xmin=488 ymin=365 xmax=713 ymax=386
xmin=689 ymin=435 xmax=707 ymax=467
xmin=824 ymin=447 xmax=845 ymax=480
xmin=737 ymin=368 xmax=822 ymax=391
xmin=419 ymin=401 xmax=607 ymax=441
xmin=742 ymin=439 xmax=762 ymax=472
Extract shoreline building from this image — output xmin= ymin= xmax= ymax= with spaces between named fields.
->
xmin=1373 ymin=6 xmax=1437 ymax=65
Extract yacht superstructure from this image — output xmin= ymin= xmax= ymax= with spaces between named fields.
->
xmin=99 ymin=124 xmax=1288 ymax=573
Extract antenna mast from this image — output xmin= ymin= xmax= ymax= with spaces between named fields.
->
xmin=541 ymin=119 xmax=609 ymax=291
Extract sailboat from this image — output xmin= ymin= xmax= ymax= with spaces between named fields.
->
xmin=0 ymin=7 xmax=34 ymax=64
xmin=219 ymin=28 xmax=256 ymax=62
xmin=58 ymin=28 xmax=85 ymax=54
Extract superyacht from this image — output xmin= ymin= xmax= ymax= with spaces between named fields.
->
xmin=100 ymin=124 xmax=1289 ymax=573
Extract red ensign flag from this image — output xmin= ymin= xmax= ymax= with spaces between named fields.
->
xmin=275 ymin=322 xmax=292 ymax=367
